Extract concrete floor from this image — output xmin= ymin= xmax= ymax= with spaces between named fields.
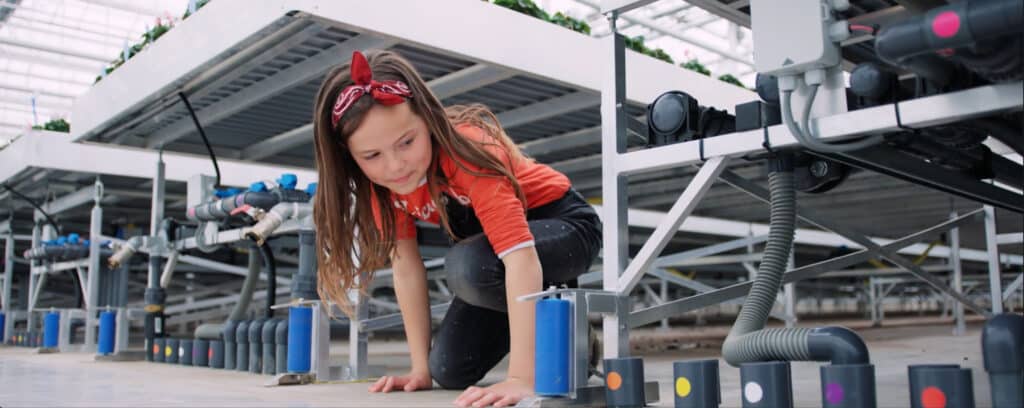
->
xmin=0 ymin=318 xmax=998 ymax=407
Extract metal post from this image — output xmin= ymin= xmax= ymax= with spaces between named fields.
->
xmin=600 ymin=16 xmax=629 ymax=359
xmin=659 ymin=277 xmax=669 ymax=330
xmin=784 ymin=253 xmax=796 ymax=328
xmin=950 ymin=211 xmax=965 ymax=336
xmin=311 ymin=301 xmax=331 ymax=381
xmin=3 ymin=226 xmax=13 ymax=342
xmin=984 ymin=206 xmax=1003 ymax=314
xmin=349 ymin=290 xmax=369 ymax=380
xmin=114 ymin=307 xmax=129 ymax=354
xmin=85 ymin=179 xmax=103 ymax=349
xmin=58 ymin=308 xmax=72 ymax=350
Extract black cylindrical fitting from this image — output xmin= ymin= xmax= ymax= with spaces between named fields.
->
xmin=740 ymin=361 xmax=793 ymax=408
xmin=673 ymin=359 xmax=721 ymax=408
xmin=235 ymin=320 xmax=250 ymax=372
xmin=820 ymin=364 xmax=877 ymax=408
xmin=808 ymin=326 xmax=871 ymax=365
xmin=908 ymin=365 xmax=975 ymax=408
xmin=603 ymin=357 xmax=646 ymax=408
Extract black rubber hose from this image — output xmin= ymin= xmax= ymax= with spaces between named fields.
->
xmin=177 ymin=92 xmax=221 ymax=189
xmin=258 ymin=242 xmax=276 ymax=319
xmin=973 ymin=118 xmax=1024 ymax=157
xmin=1 ymin=183 xmax=61 ymax=235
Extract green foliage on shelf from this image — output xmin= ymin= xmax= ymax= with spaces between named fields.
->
xmin=549 ymin=12 xmax=591 ymax=35
xmin=494 ymin=1 xmax=591 ymax=35
xmin=31 ymin=118 xmax=70 ymax=133
xmin=494 ymin=0 xmax=549 ymax=20
xmin=717 ymin=73 xmax=746 ymax=88
xmin=624 ymin=35 xmax=674 ymax=64
xmin=95 ymin=1 xmax=212 ymax=84
xmin=183 ymin=0 xmax=212 ymax=20
xmin=681 ymin=59 xmax=710 ymax=76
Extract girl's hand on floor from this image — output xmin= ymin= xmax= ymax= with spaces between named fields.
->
xmin=454 ymin=377 xmax=533 ymax=408
xmin=368 ymin=370 xmax=433 ymax=393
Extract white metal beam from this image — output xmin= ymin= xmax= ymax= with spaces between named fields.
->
xmin=0 ymin=47 xmax=105 ymax=74
xmin=497 ymin=91 xmax=597 ymax=128
xmin=0 ymin=130 xmax=317 ymax=187
xmin=144 ymin=35 xmax=398 ymax=149
xmin=578 ymin=0 xmax=753 ymax=68
xmin=73 ymin=0 xmax=754 ymax=141
xmin=592 ymin=205 xmax=1023 ymax=266
xmin=240 ymin=63 xmax=515 ymax=161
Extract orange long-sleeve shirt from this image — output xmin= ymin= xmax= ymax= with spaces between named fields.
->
xmin=370 ymin=124 xmax=571 ymax=258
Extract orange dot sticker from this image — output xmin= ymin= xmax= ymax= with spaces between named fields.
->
xmin=921 ymin=386 xmax=947 ymax=408
xmin=153 ymin=344 xmax=159 ymax=354
xmin=607 ymin=371 xmax=623 ymax=391
xmin=208 ymin=348 xmax=214 ymax=360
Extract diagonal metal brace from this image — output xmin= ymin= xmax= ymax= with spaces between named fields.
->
xmin=718 ymin=170 xmax=992 ymax=317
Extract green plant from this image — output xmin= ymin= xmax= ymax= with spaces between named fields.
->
xmin=32 ymin=118 xmax=70 ymax=133
xmin=549 ymin=12 xmax=590 ymax=35
xmin=717 ymin=73 xmax=746 ymax=88
xmin=493 ymin=0 xmax=548 ymax=20
xmin=623 ymin=36 xmax=673 ymax=64
xmin=183 ymin=0 xmax=212 ymax=19
xmin=681 ymin=59 xmax=710 ymax=76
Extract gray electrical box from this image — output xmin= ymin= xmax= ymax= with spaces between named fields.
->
xmin=751 ymin=0 xmax=840 ymax=76
xmin=187 ymin=174 xmax=216 ymax=209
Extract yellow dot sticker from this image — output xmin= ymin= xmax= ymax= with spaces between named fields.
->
xmin=676 ymin=377 xmax=692 ymax=397
xmin=606 ymin=371 xmax=623 ymax=391
xmin=165 ymin=346 xmax=173 ymax=357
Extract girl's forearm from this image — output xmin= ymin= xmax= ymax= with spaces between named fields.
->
xmin=393 ymin=240 xmax=432 ymax=374
xmin=502 ymin=247 xmax=543 ymax=383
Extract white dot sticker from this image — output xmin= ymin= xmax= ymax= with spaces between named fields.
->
xmin=744 ymin=382 xmax=764 ymax=403
xmin=179 ymin=348 xmax=184 ymax=358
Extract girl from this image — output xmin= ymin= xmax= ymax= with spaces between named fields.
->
xmin=312 ymin=50 xmax=602 ymax=408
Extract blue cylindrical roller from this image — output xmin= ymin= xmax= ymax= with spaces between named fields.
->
xmin=674 ymin=359 xmax=721 ymax=408
xmin=740 ymin=361 xmax=793 ymax=408
xmin=535 ymin=297 xmax=571 ymax=396
xmin=820 ymin=364 xmax=876 ymax=408
xmin=43 ymin=312 xmax=59 ymax=349
xmin=0 ymin=313 xmax=5 ymax=341
xmin=287 ymin=306 xmax=312 ymax=373
xmin=98 ymin=311 xmax=116 ymax=355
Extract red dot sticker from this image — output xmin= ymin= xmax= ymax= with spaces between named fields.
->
xmin=208 ymin=348 xmax=214 ymax=360
xmin=921 ymin=386 xmax=947 ymax=408
xmin=932 ymin=11 xmax=960 ymax=39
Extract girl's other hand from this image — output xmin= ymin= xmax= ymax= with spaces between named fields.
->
xmin=368 ymin=370 xmax=433 ymax=393
xmin=454 ymin=377 xmax=533 ymax=408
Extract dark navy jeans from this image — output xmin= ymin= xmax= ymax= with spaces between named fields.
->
xmin=428 ymin=188 xmax=602 ymax=389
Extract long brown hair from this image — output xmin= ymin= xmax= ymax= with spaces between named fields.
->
xmin=312 ymin=50 xmax=527 ymax=317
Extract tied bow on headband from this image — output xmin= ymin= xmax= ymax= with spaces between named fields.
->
xmin=330 ymin=51 xmax=413 ymax=129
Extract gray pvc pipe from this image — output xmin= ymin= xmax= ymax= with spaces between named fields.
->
xmin=229 ymin=248 xmax=261 ymax=322
xmin=722 ymin=167 xmax=869 ymax=366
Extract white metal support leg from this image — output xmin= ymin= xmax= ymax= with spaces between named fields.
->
xmin=85 ymin=180 xmax=104 ymax=350
xmin=3 ymin=228 xmax=13 ymax=343
xmin=600 ymin=28 xmax=629 ymax=360
xmin=984 ymin=206 xmax=1003 ymax=314
xmin=114 ymin=308 xmax=129 ymax=354
xmin=950 ymin=211 xmax=965 ymax=335
xmin=311 ymin=301 xmax=331 ymax=381
xmin=348 ymin=289 xmax=369 ymax=380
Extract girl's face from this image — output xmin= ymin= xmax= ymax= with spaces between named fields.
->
xmin=347 ymin=102 xmax=433 ymax=195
